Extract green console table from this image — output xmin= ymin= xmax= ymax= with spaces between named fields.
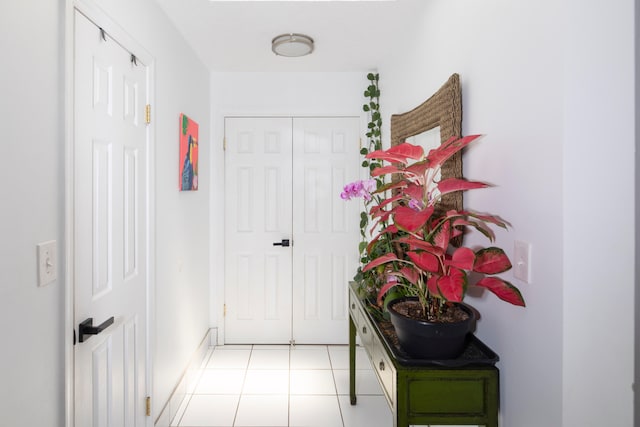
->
xmin=348 ymin=282 xmax=500 ymax=427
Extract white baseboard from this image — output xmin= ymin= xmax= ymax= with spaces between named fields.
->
xmin=154 ymin=328 xmax=217 ymax=426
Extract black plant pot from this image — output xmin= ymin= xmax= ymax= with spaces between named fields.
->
xmin=387 ymin=297 xmax=476 ymax=360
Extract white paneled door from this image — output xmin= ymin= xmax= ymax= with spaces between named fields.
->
xmin=224 ymin=117 xmax=360 ymax=344
xmin=224 ymin=118 xmax=294 ymax=343
xmin=74 ymin=11 xmax=149 ymax=427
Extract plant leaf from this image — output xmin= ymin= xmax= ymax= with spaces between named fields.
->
xmin=473 ymin=247 xmax=512 ymax=274
xmin=463 ymin=211 xmax=510 ymax=229
xmin=404 ymin=160 xmax=431 ymax=177
xmin=427 ymin=275 xmax=440 ymax=296
xmin=404 ymin=183 xmax=423 ymax=201
xmin=396 ymin=237 xmax=444 ymax=256
xmin=407 ymin=251 xmax=440 ymax=273
xmin=367 ymin=142 xmax=424 ymax=163
xmin=452 ymin=218 xmax=496 ymax=241
xmin=437 ymin=267 xmax=466 ymax=302
xmin=437 ymin=178 xmax=488 ymax=196
xmin=377 ymin=280 xmax=400 ymax=305
xmin=475 ymin=277 xmax=526 ymax=307
xmin=376 ymin=194 xmax=404 ymax=210
xmin=426 ymin=135 xmax=482 ymax=169
xmin=372 ymin=180 xmax=407 ymax=194
xmin=394 ymin=205 xmax=433 ymax=232
xmin=447 ymin=247 xmax=476 ymax=270
xmin=371 ymin=165 xmax=404 ymax=177
xmin=398 ymin=266 xmax=419 ymax=284
xmin=387 ymin=266 xmax=420 ymax=285
xmin=363 ymin=253 xmax=398 ymax=272
xmin=433 ymin=220 xmax=451 ymax=250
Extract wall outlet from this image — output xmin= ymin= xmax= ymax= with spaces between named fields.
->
xmin=37 ymin=240 xmax=57 ymax=287
xmin=513 ymin=240 xmax=532 ymax=284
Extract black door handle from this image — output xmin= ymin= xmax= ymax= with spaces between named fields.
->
xmin=78 ymin=316 xmax=114 ymax=343
xmin=273 ymin=239 xmax=290 ymax=247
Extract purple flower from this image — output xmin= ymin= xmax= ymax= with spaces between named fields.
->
xmin=340 ymin=179 xmax=376 ymax=201
xmin=408 ymin=198 xmax=424 ymax=211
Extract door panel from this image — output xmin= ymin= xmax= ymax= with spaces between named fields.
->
xmin=224 ymin=117 xmax=360 ymax=344
xmin=292 ymin=118 xmax=361 ymax=344
xmin=224 ymin=118 xmax=293 ymax=343
xmin=74 ymin=11 xmax=148 ymax=426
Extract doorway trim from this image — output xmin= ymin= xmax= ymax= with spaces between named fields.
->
xmin=63 ymin=1 xmax=156 ymax=426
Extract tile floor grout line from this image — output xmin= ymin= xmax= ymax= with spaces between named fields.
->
xmin=327 ymin=345 xmax=347 ymax=427
xmin=232 ymin=344 xmax=253 ymax=427
xmin=288 ymin=344 xmax=292 ymax=427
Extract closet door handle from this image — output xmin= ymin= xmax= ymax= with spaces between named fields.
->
xmin=78 ymin=317 xmax=114 ymax=343
xmin=273 ymin=239 xmax=290 ymax=247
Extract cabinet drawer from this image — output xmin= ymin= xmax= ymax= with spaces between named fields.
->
xmin=348 ymin=289 xmax=360 ymax=323
xmin=357 ymin=306 xmax=374 ymax=353
xmin=372 ymin=334 xmax=395 ymax=409
xmin=349 ymin=289 xmax=374 ymax=354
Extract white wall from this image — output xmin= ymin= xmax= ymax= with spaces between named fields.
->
xmin=209 ymin=72 xmax=366 ymax=341
xmin=563 ymin=0 xmax=635 ymax=425
xmin=0 ymin=1 xmax=65 ymax=426
xmin=380 ymin=0 xmax=633 ymax=425
xmin=0 ymin=0 xmax=210 ymax=425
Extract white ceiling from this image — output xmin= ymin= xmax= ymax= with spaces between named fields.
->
xmin=152 ymin=0 xmax=427 ymax=72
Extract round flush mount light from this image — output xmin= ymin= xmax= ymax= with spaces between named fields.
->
xmin=271 ymin=33 xmax=314 ymax=57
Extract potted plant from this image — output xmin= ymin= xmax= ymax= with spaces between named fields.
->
xmin=353 ymin=135 xmax=525 ymax=359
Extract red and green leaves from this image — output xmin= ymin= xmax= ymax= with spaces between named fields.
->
xmin=362 ymin=253 xmax=398 ymax=272
xmin=475 ymin=277 xmax=526 ymax=307
xmin=407 ymin=251 xmax=440 ymax=273
xmin=473 ymin=247 xmax=512 ymax=274
xmin=425 ymin=134 xmax=482 ymax=169
xmin=351 ymin=134 xmax=526 ymax=312
xmin=437 ymin=178 xmax=488 ymax=197
xmin=367 ymin=142 xmax=424 ymax=164
xmin=394 ymin=205 xmax=434 ymax=232
xmin=436 ymin=267 xmax=467 ymax=302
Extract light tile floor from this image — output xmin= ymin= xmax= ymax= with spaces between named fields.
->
xmin=171 ymin=344 xmax=393 ymax=427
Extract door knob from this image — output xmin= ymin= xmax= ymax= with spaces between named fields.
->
xmin=78 ymin=316 xmax=114 ymax=343
xmin=273 ymin=239 xmax=290 ymax=247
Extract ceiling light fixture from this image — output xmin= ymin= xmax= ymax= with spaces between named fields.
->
xmin=271 ymin=33 xmax=314 ymax=57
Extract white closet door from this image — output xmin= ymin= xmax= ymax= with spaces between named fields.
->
xmin=291 ymin=117 xmax=361 ymax=344
xmin=224 ymin=117 xmax=293 ymax=343
xmin=224 ymin=117 xmax=360 ymax=344
xmin=74 ymin=10 xmax=149 ymax=426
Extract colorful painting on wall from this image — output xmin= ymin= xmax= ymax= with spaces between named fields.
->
xmin=179 ymin=113 xmax=199 ymax=191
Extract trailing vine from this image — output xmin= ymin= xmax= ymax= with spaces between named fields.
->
xmin=353 ymin=73 xmax=391 ymax=296
xmin=358 ymin=73 xmax=382 ymax=242
xmin=362 ymin=73 xmax=382 ymax=169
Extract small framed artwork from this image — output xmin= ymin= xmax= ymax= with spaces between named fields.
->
xmin=179 ymin=113 xmax=199 ymax=191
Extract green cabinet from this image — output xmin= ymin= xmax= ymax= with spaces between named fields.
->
xmin=348 ymin=283 xmax=499 ymax=427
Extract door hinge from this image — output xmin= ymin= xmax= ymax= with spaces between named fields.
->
xmin=289 ymin=339 xmax=296 ymax=347
xmin=223 ymin=304 xmax=227 ymax=317
xmin=359 ymin=137 xmax=362 ymax=150
xmin=145 ymin=396 xmax=151 ymax=416
xmin=223 ymin=137 xmax=226 ymax=151
xmin=145 ymin=104 xmax=151 ymax=124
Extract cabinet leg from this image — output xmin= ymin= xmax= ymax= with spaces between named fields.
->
xmin=349 ymin=315 xmax=357 ymax=405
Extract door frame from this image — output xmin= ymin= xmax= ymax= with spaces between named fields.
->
xmin=63 ymin=1 xmax=156 ymax=426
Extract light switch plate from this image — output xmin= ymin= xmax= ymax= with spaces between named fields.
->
xmin=37 ymin=240 xmax=57 ymax=287
xmin=513 ymin=240 xmax=532 ymax=284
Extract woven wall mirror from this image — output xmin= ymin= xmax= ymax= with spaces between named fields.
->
xmin=390 ymin=73 xmax=463 ymax=215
